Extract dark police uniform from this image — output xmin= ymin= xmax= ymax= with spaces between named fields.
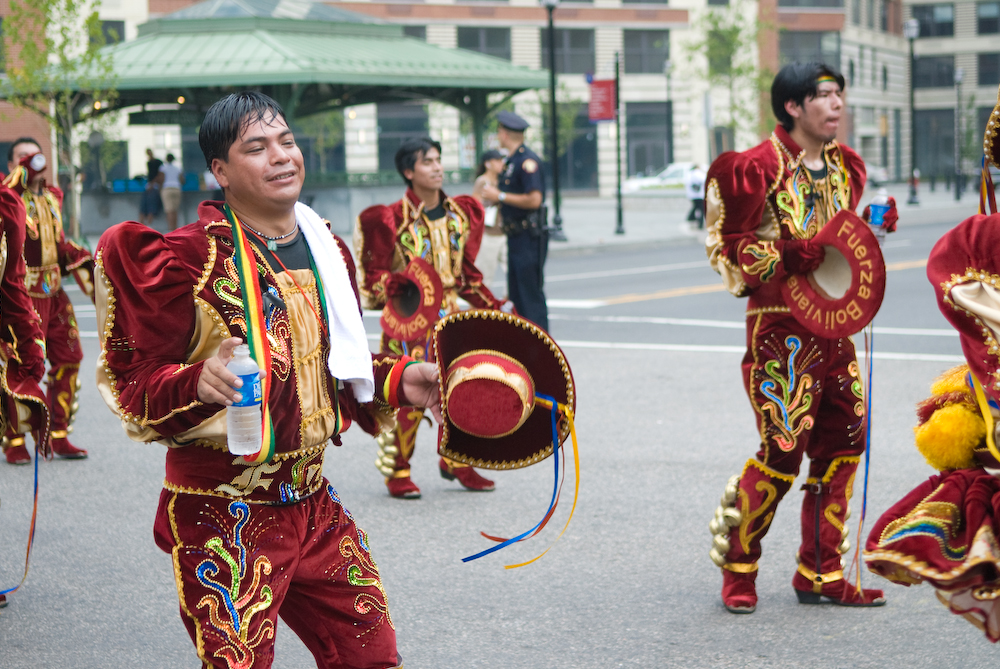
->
xmin=498 ymin=111 xmax=549 ymax=331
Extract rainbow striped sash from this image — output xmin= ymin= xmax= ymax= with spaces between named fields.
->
xmin=224 ymin=204 xmax=276 ymax=463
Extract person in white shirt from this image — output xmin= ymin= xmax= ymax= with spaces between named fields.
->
xmin=158 ymin=153 xmax=185 ymax=231
xmin=684 ymin=164 xmax=707 ymax=229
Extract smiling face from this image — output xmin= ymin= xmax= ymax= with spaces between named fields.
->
xmin=404 ymin=147 xmax=443 ymax=192
xmin=785 ymin=81 xmax=844 ymax=144
xmin=212 ymin=112 xmax=304 ymax=214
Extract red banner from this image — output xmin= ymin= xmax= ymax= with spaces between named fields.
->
xmin=588 ymin=80 xmax=616 ymax=122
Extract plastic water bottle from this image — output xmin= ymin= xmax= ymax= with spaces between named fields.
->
xmin=868 ymin=188 xmax=890 ymax=245
xmin=226 ymin=345 xmax=262 ymax=456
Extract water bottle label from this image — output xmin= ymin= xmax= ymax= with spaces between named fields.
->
xmin=233 ymin=372 xmax=262 ymax=407
xmin=869 ymin=203 xmax=889 ymax=227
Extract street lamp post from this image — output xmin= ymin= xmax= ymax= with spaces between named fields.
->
xmin=664 ymin=59 xmax=673 ymax=166
xmin=954 ymin=66 xmax=963 ymax=201
xmin=542 ymin=0 xmax=566 ymax=241
xmin=903 ymin=18 xmax=920 ymax=205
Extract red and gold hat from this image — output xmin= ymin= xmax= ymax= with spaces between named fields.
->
xmin=380 ymin=257 xmax=443 ymax=342
xmin=780 ymin=210 xmax=886 ymax=339
xmin=433 ymin=310 xmax=575 ymax=470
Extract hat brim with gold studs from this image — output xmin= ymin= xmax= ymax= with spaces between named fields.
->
xmin=985 ymin=86 xmax=1000 ymax=171
xmin=433 ymin=310 xmax=575 ymax=470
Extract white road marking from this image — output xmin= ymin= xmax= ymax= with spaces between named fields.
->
xmin=557 ymin=339 xmax=964 ymax=362
xmin=550 ymin=314 xmax=958 ymax=336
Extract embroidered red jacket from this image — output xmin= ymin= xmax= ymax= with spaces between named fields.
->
xmin=705 ymin=126 xmax=866 ymax=312
xmin=96 ymin=201 xmax=411 ymax=503
xmin=354 ymin=189 xmax=501 ymax=314
xmin=1 ymin=171 xmax=95 ymax=301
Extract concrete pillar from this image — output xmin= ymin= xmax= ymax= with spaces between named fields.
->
xmin=345 ymin=104 xmax=378 ymax=174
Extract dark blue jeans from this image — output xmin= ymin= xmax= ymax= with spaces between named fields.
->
xmin=506 ymin=228 xmax=549 ymax=331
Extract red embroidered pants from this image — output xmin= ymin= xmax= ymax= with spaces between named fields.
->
xmin=153 ymin=482 xmax=398 ymax=669
xmin=725 ymin=313 xmax=866 ymax=571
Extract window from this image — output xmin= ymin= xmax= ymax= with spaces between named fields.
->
xmin=779 ymin=31 xmax=841 ymax=67
xmin=852 ymin=0 xmax=861 ymax=24
xmin=403 ymin=26 xmax=426 ymax=40
xmin=979 ymin=2 xmax=1000 ymax=33
xmin=457 ymin=27 xmax=511 ymax=61
xmin=980 ymin=53 xmax=1000 ymax=86
xmin=627 ymin=102 xmax=671 ymax=176
xmin=867 ymin=0 xmax=875 ymax=27
xmin=848 ymin=59 xmax=855 ymax=85
xmin=376 ymin=103 xmax=429 ymax=172
xmin=101 ymin=19 xmax=125 ymax=45
xmin=706 ymin=0 xmax=730 ymax=5
xmin=882 ymin=64 xmax=888 ymax=90
xmin=540 ymin=29 xmax=595 ymax=74
xmin=912 ymin=4 xmax=954 ymax=37
xmin=913 ymin=55 xmax=955 ymax=87
xmin=623 ymin=30 xmax=669 ymax=74
xmin=779 ymin=0 xmax=843 ymax=6
xmin=914 ymin=108 xmax=954 ymax=178
xmin=880 ymin=0 xmax=889 ymax=30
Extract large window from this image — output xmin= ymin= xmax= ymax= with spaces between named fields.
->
xmin=779 ymin=31 xmax=841 ymax=67
xmin=914 ymin=108 xmax=954 ymax=178
xmin=403 ymin=26 xmax=426 ymax=40
xmin=980 ymin=53 xmax=1000 ymax=86
xmin=912 ymin=4 xmax=954 ymax=37
xmin=376 ymin=103 xmax=429 ymax=173
xmin=979 ymin=2 xmax=1000 ymax=33
xmin=457 ymin=27 xmax=511 ymax=61
xmin=623 ymin=30 xmax=669 ymax=74
xmin=626 ymin=102 xmax=671 ymax=176
xmin=540 ymin=29 xmax=595 ymax=74
xmin=913 ymin=55 xmax=955 ymax=87
xmin=542 ymin=109 xmax=597 ymax=190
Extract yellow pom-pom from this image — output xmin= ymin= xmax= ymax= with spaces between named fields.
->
xmin=930 ymin=365 xmax=971 ymax=396
xmin=914 ymin=403 xmax=985 ymax=471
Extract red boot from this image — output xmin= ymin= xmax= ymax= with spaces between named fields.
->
xmin=722 ymin=569 xmax=758 ymax=613
xmin=439 ymin=458 xmax=495 ymax=491
xmin=710 ymin=460 xmax=795 ymax=614
xmin=385 ymin=472 xmax=421 ymax=499
xmin=793 ymin=457 xmax=885 ymax=607
xmin=50 ymin=431 xmax=87 ymax=460
xmin=3 ymin=436 xmax=30 ymax=465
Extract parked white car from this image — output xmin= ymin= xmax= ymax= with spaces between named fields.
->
xmin=622 ymin=162 xmax=694 ymax=193
xmin=864 ymin=163 xmax=890 ymax=187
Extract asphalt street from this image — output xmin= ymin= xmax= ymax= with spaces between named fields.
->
xmin=0 ymin=210 xmax=990 ymax=668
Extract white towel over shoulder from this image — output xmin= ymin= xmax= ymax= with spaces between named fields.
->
xmin=295 ymin=202 xmax=375 ymax=402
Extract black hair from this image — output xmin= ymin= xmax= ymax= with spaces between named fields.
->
xmin=8 ymin=137 xmax=41 ymax=163
xmin=198 ymin=92 xmax=287 ymax=167
xmin=166 ymin=153 xmax=175 ymax=162
xmin=394 ymin=137 xmax=442 ymax=187
xmin=475 ymin=149 xmax=503 ymax=178
xmin=771 ymin=62 xmax=846 ymax=131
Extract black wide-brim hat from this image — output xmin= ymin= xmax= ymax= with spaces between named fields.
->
xmin=433 ymin=310 xmax=575 ymax=470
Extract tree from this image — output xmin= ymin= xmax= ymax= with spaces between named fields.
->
xmin=535 ymin=83 xmax=584 ymax=162
xmin=293 ymin=109 xmax=344 ymax=176
xmin=2 ymin=0 xmax=118 ymax=239
xmin=685 ymin=0 xmax=773 ymax=147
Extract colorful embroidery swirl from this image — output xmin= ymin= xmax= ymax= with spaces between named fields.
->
xmin=195 ymin=500 xmax=275 ymax=669
xmin=879 ymin=500 xmax=968 ymax=561
xmin=741 ymin=241 xmax=781 ymax=282
xmin=759 ymin=335 xmax=816 ymax=452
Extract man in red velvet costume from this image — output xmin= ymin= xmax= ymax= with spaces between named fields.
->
xmin=704 ymin=62 xmax=898 ymax=612
xmin=0 ymin=184 xmax=50 ymax=609
xmin=95 ymin=92 xmax=442 ymax=668
xmin=355 ymin=137 xmax=506 ymax=499
xmin=1 ymin=138 xmax=95 ymax=464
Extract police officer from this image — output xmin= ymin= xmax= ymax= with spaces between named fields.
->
xmin=481 ymin=110 xmax=549 ymax=331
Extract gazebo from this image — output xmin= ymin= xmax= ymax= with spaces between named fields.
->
xmin=95 ymin=0 xmax=548 ymax=154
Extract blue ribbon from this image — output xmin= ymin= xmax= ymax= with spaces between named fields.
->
xmin=462 ymin=392 xmax=561 ymax=563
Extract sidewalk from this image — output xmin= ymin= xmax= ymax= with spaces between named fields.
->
xmin=548 ymin=181 xmax=979 ymax=257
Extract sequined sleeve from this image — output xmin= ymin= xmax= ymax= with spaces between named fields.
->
xmin=705 ymin=150 xmax=785 ymax=296
xmin=96 ymin=223 xmax=222 ymax=441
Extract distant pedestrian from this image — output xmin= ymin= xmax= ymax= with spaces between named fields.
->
xmin=159 ymin=153 xmax=185 ymax=231
xmin=684 ymin=164 xmax=706 ymax=229
xmin=480 ymin=111 xmax=549 ymax=331
xmin=138 ymin=148 xmax=162 ymax=226
xmin=472 ymin=149 xmax=507 ymax=291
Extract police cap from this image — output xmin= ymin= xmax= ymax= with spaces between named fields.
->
xmin=496 ymin=110 xmax=530 ymax=132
